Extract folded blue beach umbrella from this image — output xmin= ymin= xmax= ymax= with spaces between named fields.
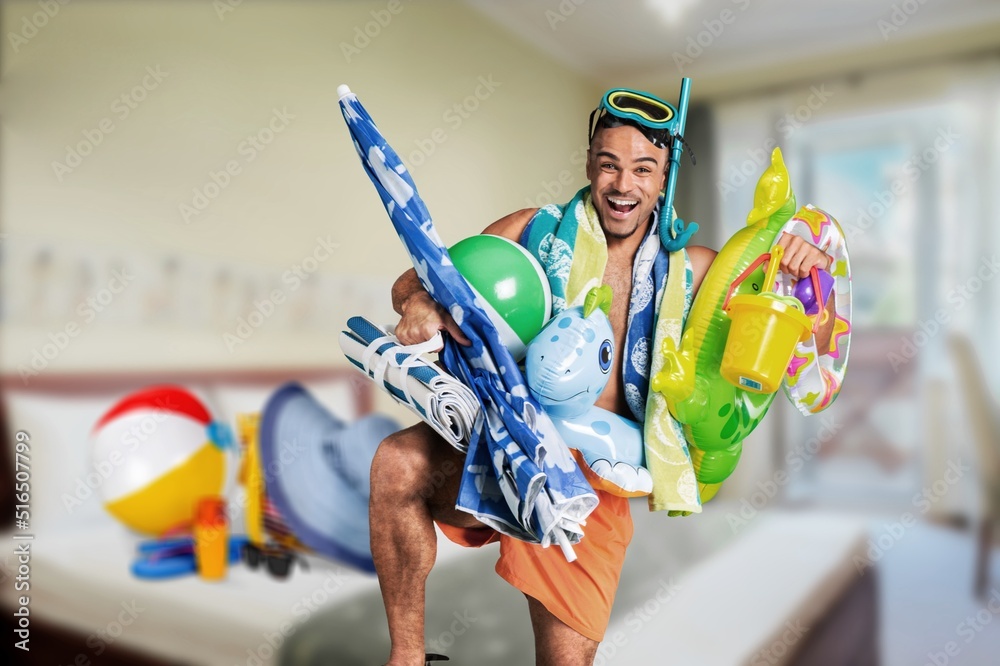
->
xmin=337 ymin=85 xmax=596 ymax=557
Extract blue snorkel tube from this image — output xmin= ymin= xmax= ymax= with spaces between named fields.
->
xmin=660 ymin=77 xmax=697 ymax=251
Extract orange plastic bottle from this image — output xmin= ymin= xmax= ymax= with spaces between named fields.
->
xmin=193 ymin=496 xmax=228 ymax=581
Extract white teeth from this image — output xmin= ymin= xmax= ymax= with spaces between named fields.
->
xmin=608 ymin=197 xmax=638 ymax=206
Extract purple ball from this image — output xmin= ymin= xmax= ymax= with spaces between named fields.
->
xmin=793 ymin=269 xmax=835 ymax=315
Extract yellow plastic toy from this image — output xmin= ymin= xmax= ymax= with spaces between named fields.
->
xmin=236 ymin=413 xmax=265 ymax=550
xmin=720 ymin=244 xmax=814 ymax=395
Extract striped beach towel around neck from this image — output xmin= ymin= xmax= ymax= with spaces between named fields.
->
xmin=522 ymin=186 xmax=703 ymax=513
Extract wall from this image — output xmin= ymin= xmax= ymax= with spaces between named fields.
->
xmin=0 ymin=0 xmax=600 ymax=389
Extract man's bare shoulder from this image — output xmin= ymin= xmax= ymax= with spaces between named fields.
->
xmin=686 ymin=244 xmax=718 ymax=297
xmin=481 ymin=208 xmax=538 ymax=243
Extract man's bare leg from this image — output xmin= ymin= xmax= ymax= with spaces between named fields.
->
xmin=527 ymin=595 xmax=599 ymax=666
xmin=370 ymin=422 xmax=487 ymax=666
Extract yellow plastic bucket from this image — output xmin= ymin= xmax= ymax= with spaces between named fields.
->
xmin=722 ymin=292 xmax=812 ymax=394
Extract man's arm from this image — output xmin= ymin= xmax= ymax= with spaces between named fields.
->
xmin=774 ymin=232 xmax=832 ymax=277
xmin=815 ymin=290 xmax=837 ymax=355
xmin=390 ymin=269 xmax=470 ymax=346
xmin=481 ymin=208 xmax=537 ymax=243
xmin=774 ymin=232 xmax=837 ymax=350
xmin=687 ymin=232 xmax=832 ymax=300
xmin=391 ymin=208 xmax=538 ymax=346
xmin=687 ymin=245 xmax=718 ymax=298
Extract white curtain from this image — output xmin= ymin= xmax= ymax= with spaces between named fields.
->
xmin=710 ymin=58 xmax=1000 ymax=512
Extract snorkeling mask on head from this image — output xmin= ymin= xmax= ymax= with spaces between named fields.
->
xmin=588 ymin=82 xmax=699 ymax=250
xmin=588 ymin=88 xmax=680 ymax=149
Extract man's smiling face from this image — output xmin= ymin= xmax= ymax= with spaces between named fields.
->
xmin=585 ymin=124 xmax=668 ymax=240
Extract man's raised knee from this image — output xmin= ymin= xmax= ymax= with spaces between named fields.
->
xmin=371 ymin=426 xmax=434 ymax=498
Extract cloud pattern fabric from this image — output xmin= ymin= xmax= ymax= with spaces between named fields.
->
xmin=339 ymin=88 xmax=596 ymax=556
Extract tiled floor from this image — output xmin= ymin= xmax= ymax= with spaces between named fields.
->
xmin=276 ymin=511 xmax=998 ymax=665
xmin=276 ymin=505 xmax=741 ymax=665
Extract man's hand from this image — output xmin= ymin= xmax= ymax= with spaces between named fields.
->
xmin=775 ymin=232 xmax=832 ymax=278
xmin=390 ymin=211 xmax=537 ymax=350
xmin=771 ymin=233 xmax=837 ymax=355
xmin=394 ymin=290 xmax=471 ymax=348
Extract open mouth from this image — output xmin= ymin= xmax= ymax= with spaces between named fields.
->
xmin=607 ymin=196 xmax=638 ymax=215
xmin=534 ymin=388 xmax=588 ymax=403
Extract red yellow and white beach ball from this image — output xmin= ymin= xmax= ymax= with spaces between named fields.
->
xmin=90 ymin=385 xmax=228 ymax=535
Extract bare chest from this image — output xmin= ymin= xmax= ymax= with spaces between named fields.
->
xmin=594 ymin=260 xmax=634 ymax=416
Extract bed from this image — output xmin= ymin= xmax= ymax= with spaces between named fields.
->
xmin=0 ymin=369 xmax=878 ymax=665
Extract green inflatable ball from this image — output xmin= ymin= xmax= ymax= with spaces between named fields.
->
xmin=449 ymin=234 xmax=552 ymax=361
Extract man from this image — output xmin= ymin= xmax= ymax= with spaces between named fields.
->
xmin=370 ymin=89 xmax=831 ymax=666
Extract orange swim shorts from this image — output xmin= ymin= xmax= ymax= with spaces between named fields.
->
xmin=436 ymin=490 xmax=633 ymax=642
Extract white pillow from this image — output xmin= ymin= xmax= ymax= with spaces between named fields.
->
xmin=3 ymin=384 xmax=213 ymax=536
